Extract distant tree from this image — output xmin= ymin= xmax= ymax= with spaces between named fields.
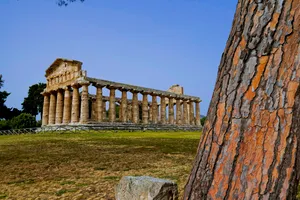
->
xmin=0 ymin=120 xmax=11 ymax=130
xmin=22 ymin=83 xmax=46 ymax=117
xmin=10 ymin=113 xmax=36 ymax=129
xmin=0 ymin=75 xmax=21 ymax=120
xmin=200 ymin=116 xmax=206 ymax=126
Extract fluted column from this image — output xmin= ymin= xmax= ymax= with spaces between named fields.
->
xmin=176 ymin=98 xmax=182 ymax=125
xmin=48 ymin=91 xmax=57 ymax=125
xmin=108 ymin=87 xmax=116 ymax=122
xmin=80 ymin=82 xmax=90 ymax=124
xmin=160 ymin=96 xmax=166 ymax=124
xmin=63 ymin=87 xmax=71 ymax=124
xmin=71 ymin=84 xmax=80 ymax=123
xmin=96 ymin=85 xmax=103 ymax=122
xmin=168 ymin=97 xmax=174 ymax=124
xmin=195 ymin=100 xmax=201 ymax=126
xmin=55 ymin=89 xmax=64 ymax=124
xmin=142 ymin=93 xmax=148 ymax=124
xmin=132 ymin=91 xmax=139 ymax=123
xmin=151 ymin=94 xmax=157 ymax=124
xmin=42 ymin=92 xmax=50 ymax=126
xmin=183 ymin=99 xmax=189 ymax=125
xmin=121 ymin=90 xmax=128 ymax=122
xmin=189 ymin=101 xmax=195 ymax=125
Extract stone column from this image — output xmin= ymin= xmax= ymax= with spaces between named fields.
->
xmin=63 ymin=87 xmax=71 ymax=124
xmin=168 ymin=97 xmax=174 ymax=124
xmin=160 ymin=96 xmax=166 ymax=124
xmin=157 ymin=105 xmax=160 ymax=122
xmin=149 ymin=104 xmax=152 ymax=122
xmin=48 ymin=91 xmax=57 ymax=125
xmin=127 ymin=103 xmax=132 ymax=122
xmin=121 ymin=90 xmax=128 ymax=122
xmin=183 ymin=99 xmax=189 ymax=125
xmin=103 ymin=101 xmax=107 ymax=120
xmin=80 ymin=82 xmax=90 ymax=124
xmin=189 ymin=101 xmax=195 ymax=125
xmin=42 ymin=92 xmax=50 ymax=126
xmin=55 ymin=89 xmax=64 ymax=124
xmin=71 ymin=84 xmax=80 ymax=123
xmin=108 ymin=87 xmax=116 ymax=122
xmin=176 ymin=98 xmax=182 ymax=125
xmin=142 ymin=93 xmax=148 ymax=124
xmin=118 ymin=103 xmax=122 ymax=120
xmin=151 ymin=94 xmax=157 ymax=124
xmin=96 ymin=85 xmax=103 ymax=122
xmin=195 ymin=100 xmax=201 ymax=126
xmin=132 ymin=91 xmax=139 ymax=123
xmin=92 ymin=100 xmax=97 ymax=120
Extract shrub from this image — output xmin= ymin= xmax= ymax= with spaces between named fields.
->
xmin=36 ymin=120 xmax=42 ymax=127
xmin=10 ymin=113 xmax=36 ymax=129
xmin=201 ymin=116 xmax=207 ymax=126
xmin=0 ymin=120 xmax=11 ymax=130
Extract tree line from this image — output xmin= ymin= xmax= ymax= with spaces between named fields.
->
xmin=0 ymin=74 xmax=46 ymax=130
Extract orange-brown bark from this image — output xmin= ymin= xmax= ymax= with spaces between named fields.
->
xmin=184 ymin=0 xmax=300 ymax=199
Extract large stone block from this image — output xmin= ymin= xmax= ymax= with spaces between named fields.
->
xmin=115 ymin=176 xmax=178 ymax=200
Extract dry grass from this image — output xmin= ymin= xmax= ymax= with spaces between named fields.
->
xmin=0 ymin=131 xmax=201 ymax=200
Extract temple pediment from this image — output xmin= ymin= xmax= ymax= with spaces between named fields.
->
xmin=45 ymin=58 xmax=87 ymax=91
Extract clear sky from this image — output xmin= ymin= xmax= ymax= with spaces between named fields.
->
xmin=0 ymin=0 xmax=237 ymax=116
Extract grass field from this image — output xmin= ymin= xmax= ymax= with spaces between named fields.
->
xmin=0 ymin=131 xmax=201 ymax=199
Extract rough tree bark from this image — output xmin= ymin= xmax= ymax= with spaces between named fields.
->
xmin=184 ymin=0 xmax=300 ymax=199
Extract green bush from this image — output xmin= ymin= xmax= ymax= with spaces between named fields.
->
xmin=36 ymin=120 xmax=42 ymax=127
xmin=0 ymin=120 xmax=11 ymax=130
xmin=10 ymin=113 xmax=36 ymax=129
xmin=201 ymin=116 xmax=207 ymax=126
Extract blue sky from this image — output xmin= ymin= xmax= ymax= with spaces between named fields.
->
xmin=0 ymin=0 xmax=237 ymax=116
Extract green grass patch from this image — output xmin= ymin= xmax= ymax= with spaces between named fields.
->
xmin=0 ymin=131 xmax=201 ymax=199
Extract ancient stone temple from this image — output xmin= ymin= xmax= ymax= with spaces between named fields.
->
xmin=41 ymin=58 xmax=202 ymax=130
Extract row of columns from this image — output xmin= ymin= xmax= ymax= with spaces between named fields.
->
xmin=42 ymin=83 xmax=201 ymax=126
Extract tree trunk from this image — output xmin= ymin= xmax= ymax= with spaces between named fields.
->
xmin=184 ymin=0 xmax=300 ymax=199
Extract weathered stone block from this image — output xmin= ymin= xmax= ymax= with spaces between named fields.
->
xmin=115 ymin=176 xmax=178 ymax=200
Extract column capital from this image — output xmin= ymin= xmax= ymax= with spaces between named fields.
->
xmin=49 ymin=90 xmax=57 ymax=94
xmin=63 ymin=86 xmax=71 ymax=91
xmin=57 ymin=87 xmax=64 ymax=92
xmin=79 ymin=80 xmax=90 ymax=86
xmin=159 ymin=94 xmax=167 ymax=98
xmin=71 ymin=82 xmax=81 ymax=88
xmin=107 ymin=85 xmax=117 ymax=90
xmin=141 ymin=91 xmax=151 ymax=95
xmin=129 ymin=89 xmax=139 ymax=93
xmin=175 ymin=96 xmax=184 ymax=100
xmin=150 ymin=92 xmax=158 ymax=96
xmin=120 ymin=87 xmax=129 ymax=92
xmin=41 ymin=90 xmax=50 ymax=96
xmin=93 ymin=83 xmax=105 ymax=88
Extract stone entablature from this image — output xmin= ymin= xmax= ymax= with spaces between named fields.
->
xmin=41 ymin=58 xmax=202 ymax=128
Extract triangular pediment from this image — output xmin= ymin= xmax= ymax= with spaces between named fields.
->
xmin=45 ymin=58 xmax=87 ymax=91
xmin=46 ymin=58 xmax=82 ymax=78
